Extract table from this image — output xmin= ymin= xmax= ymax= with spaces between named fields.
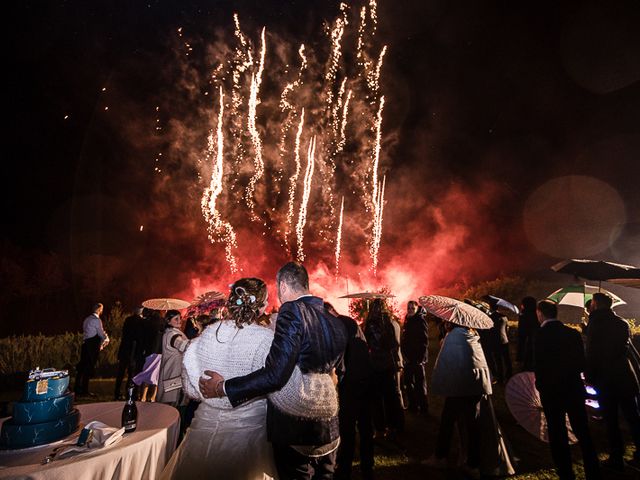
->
xmin=0 ymin=401 xmax=180 ymax=480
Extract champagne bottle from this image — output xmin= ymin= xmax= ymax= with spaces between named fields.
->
xmin=121 ymin=381 xmax=138 ymax=433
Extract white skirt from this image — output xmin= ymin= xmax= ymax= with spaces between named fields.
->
xmin=161 ymin=399 xmax=277 ymax=480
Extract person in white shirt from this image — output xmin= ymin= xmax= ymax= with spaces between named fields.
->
xmin=74 ymin=303 xmax=107 ymax=396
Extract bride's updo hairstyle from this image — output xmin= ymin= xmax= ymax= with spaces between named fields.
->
xmin=226 ymin=277 xmax=268 ymax=328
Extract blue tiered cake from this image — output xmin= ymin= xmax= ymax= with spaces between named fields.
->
xmin=0 ymin=368 xmax=80 ymax=449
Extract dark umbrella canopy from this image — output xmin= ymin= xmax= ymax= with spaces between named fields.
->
xmin=551 ymin=259 xmax=640 ymax=281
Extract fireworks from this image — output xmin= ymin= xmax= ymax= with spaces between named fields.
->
xmin=245 ymin=27 xmax=267 ymax=219
xmin=196 ymin=0 xmax=390 ymax=274
xmin=296 ymin=136 xmax=317 ymax=262
xmin=335 ymin=196 xmax=345 ymax=276
xmin=286 ymin=109 xmax=305 ymax=247
xmin=201 ymin=87 xmax=238 ymax=273
xmin=369 ymin=95 xmax=385 ymax=271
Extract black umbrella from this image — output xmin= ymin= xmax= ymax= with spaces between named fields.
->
xmin=551 ymin=259 xmax=640 ymax=289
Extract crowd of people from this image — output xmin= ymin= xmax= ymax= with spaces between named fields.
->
xmin=73 ymin=265 xmax=640 ymax=480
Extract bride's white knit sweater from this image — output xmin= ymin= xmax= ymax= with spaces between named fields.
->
xmin=182 ymin=320 xmax=274 ymax=409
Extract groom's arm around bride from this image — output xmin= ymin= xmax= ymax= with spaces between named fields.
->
xmin=200 ymin=261 xmax=349 ymax=479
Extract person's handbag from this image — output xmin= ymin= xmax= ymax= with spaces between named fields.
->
xmin=163 ymin=375 xmax=182 ymax=393
xmin=269 ymin=365 xmax=338 ymax=420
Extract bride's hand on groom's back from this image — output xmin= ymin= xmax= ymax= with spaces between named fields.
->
xmin=199 ymin=370 xmax=225 ymax=398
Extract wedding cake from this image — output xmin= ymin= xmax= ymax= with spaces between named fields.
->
xmin=0 ymin=368 xmax=80 ymax=449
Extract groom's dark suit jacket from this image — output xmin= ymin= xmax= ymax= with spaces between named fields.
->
xmin=225 ymin=295 xmax=348 ymax=449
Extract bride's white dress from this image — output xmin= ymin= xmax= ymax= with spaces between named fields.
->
xmin=161 ymin=321 xmax=277 ymax=480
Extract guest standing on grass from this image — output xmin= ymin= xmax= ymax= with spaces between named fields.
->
xmin=425 ymin=320 xmax=492 ymax=480
xmin=585 ymin=292 xmax=640 ymax=472
xmin=364 ymin=298 xmax=405 ymax=439
xmin=401 ymin=300 xmax=429 ymax=414
xmin=135 ymin=310 xmax=165 ymax=402
xmin=114 ymin=306 xmax=144 ymax=400
xmin=157 ymin=310 xmax=189 ymax=407
xmin=534 ymin=300 xmax=601 ymax=480
xmin=75 ymin=303 xmax=108 ymax=397
xmin=486 ymin=298 xmax=512 ymax=383
xmin=516 ymin=296 xmax=538 ymax=371
xmin=326 ymin=302 xmax=375 ymax=480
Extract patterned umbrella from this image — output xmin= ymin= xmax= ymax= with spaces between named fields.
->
xmin=419 ymin=295 xmax=493 ymax=329
xmin=505 ymin=372 xmax=577 ymax=444
xmin=546 ymin=284 xmax=626 ymax=308
xmin=188 ymin=291 xmax=227 ymax=316
xmin=141 ymin=298 xmax=191 ymax=310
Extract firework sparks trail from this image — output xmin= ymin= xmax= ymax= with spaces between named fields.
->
xmin=369 ymin=0 xmax=378 ymax=33
xmin=277 ymin=44 xmax=308 ymax=196
xmin=245 ymin=27 xmax=267 ymax=219
xmin=331 ymin=77 xmax=348 ymax=136
xmin=296 ymin=136 xmax=316 ymax=262
xmin=357 ymin=6 xmax=367 ymax=62
xmin=335 ymin=196 xmax=345 ymax=276
xmin=337 ymin=89 xmax=352 ymax=153
xmin=324 ymin=3 xmax=349 ymax=110
xmin=371 ymin=96 xmax=385 ymax=210
xmin=201 ymin=87 xmax=239 ymax=273
xmin=228 ymin=14 xmax=254 ymax=191
xmin=319 ymin=3 xmax=349 ymax=231
xmin=369 ymin=95 xmax=385 ymax=272
xmin=373 ymin=46 xmax=387 ymax=95
xmin=370 ymin=175 xmax=386 ymax=273
xmin=280 ymin=44 xmax=307 ymax=112
xmin=286 ymin=109 xmax=305 ymax=246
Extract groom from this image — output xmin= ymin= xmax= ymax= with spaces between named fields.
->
xmin=200 ymin=261 xmax=348 ymax=479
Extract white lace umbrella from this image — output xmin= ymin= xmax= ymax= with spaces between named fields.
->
xmin=505 ymin=372 xmax=577 ymax=444
xmin=142 ymin=298 xmax=191 ymax=310
xmin=419 ymin=295 xmax=493 ymax=329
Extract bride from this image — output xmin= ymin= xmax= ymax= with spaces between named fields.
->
xmin=161 ymin=278 xmax=277 ymax=479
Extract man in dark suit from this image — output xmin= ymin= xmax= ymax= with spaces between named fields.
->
xmin=326 ymin=302 xmax=374 ymax=480
xmin=586 ymin=292 xmax=640 ymax=471
xmin=114 ymin=306 xmax=144 ymax=400
xmin=534 ymin=300 xmax=601 ymax=480
xmin=401 ymin=300 xmax=429 ymax=413
xmin=200 ymin=262 xmax=348 ymax=480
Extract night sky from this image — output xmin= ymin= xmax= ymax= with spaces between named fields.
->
xmin=3 ymin=0 xmax=640 ymax=335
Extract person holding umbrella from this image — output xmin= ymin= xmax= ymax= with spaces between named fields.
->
xmin=421 ymin=296 xmax=493 ymax=479
xmin=484 ymin=296 xmax=512 ymax=383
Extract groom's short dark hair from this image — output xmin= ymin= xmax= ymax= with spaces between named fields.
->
xmin=277 ymin=262 xmax=309 ymax=291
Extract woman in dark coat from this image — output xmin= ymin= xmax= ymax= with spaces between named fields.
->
xmin=363 ymin=299 xmax=404 ymax=437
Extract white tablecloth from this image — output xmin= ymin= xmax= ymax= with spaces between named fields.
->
xmin=0 ymin=401 xmax=180 ymax=480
